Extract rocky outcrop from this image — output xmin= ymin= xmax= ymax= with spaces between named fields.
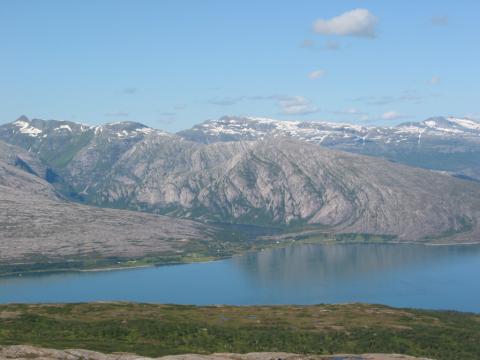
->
xmin=0 ymin=345 xmax=434 ymax=360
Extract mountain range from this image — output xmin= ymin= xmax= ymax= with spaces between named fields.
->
xmin=1 ymin=115 xmax=480 ymax=270
xmin=179 ymin=115 xmax=480 ymax=181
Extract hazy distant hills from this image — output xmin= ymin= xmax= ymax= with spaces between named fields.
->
xmin=0 ymin=139 xmax=217 ymax=268
xmin=179 ymin=116 xmax=480 ymax=181
xmin=1 ymin=116 xmax=480 ymax=245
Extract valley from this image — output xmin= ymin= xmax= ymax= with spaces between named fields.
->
xmin=2 ymin=3 xmax=479 ymax=359
xmin=1 ymin=116 xmax=480 ymax=275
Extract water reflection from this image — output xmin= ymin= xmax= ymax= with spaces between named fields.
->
xmin=234 ymin=244 xmax=480 ymax=285
xmin=1 ymin=244 xmax=480 ymax=312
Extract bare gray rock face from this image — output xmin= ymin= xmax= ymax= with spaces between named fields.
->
xmin=1 ymin=117 xmax=480 ymax=244
xmin=68 ymin=137 xmax=480 ymax=243
xmin=0 ymin=142 xmax=217 ymax=266
xmin=0 ymin=345 xmax=434 ymax=360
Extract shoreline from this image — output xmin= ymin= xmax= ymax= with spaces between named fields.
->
xmin=1 ymin=237 xmax=480 ymax=278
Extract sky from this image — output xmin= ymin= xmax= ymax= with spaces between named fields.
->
xmin=1 ymin=0 xmax=479 ymax=132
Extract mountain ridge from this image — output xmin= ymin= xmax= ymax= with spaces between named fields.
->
xmin=1 ymin=117 xmax=480 ymax=244
xmin=0 ymin=140 xmax=220 ymax=270
xmin=4 ymin=114 xmax=479 ymax=181
xmin=178 ymin=115 xmax=480 ymax=180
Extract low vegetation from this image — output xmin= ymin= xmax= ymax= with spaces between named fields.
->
xmin=0 ymin=303 xmax=479 ymax=359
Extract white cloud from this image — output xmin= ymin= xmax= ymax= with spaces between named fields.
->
xmin=308 ymin=69 xmax=326 ymax=79
xmin=313 ymin=9 xmax=378 ymax=38
xmin=429 ymin=76 xmax=441 ymax=85
xmin=214 ymin=94 xmax=319 ymax=116
xmin=381 ymin=111 xmax=408 ymax=121
xmin=278 ymin=96 xmax=319 ymax=115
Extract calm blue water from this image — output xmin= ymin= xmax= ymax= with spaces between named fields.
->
xmin=1 ymin=244 xmax=480 ymax=312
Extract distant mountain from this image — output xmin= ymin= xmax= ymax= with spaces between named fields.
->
xmin=1 ymin=117 xmax=480 ymax=244
xmin=178 ymin=116 xmax=480 ymax=180
xmin=0 ymin=117 xmax=175 ymax=197
xmin=0 ymin=116 xmax=167 ymax=168
xmin=0 ymin=139 xmax=217 ymax=269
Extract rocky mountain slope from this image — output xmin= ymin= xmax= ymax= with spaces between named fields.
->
xmin=0 ymin=140 xmax=217 ymax=269
xmin=1 ymin=117 xmax=480 ymax=243
xmin=179 ymin=116 xmax=480 ymax=180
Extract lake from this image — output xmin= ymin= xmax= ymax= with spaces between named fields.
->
xmin=1 ymin=243 xmax=480 ymax=312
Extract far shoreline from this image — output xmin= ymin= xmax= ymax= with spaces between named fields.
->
xmin=1 ymin=237 xmax=480 ymax=278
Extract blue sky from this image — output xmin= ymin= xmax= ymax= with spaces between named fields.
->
xmin=1 ymin=0 xmax=479 ymax=131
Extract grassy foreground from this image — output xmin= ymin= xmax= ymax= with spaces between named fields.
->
xmin=0 ymin=303 xmax=479 ymax=359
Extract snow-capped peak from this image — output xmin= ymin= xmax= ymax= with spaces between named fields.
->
xmin=13 ymin=119 xmax=42 ymax=137
xmin=179 ymin=115 xmax=480 ymax=147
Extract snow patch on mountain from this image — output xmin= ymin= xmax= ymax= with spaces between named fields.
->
xmin=13 ymin=120 xmax=42 ymax=137
xmin=54 ymin=124 xmax=73 ymax=132
xmin=448 ymin=117 xmax=480 ymax=131
xmin=180 ymin=116 xmax=480 ymax=148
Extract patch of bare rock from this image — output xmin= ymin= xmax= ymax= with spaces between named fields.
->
xmin=0 ymin=345 xmax=434 ymax=360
